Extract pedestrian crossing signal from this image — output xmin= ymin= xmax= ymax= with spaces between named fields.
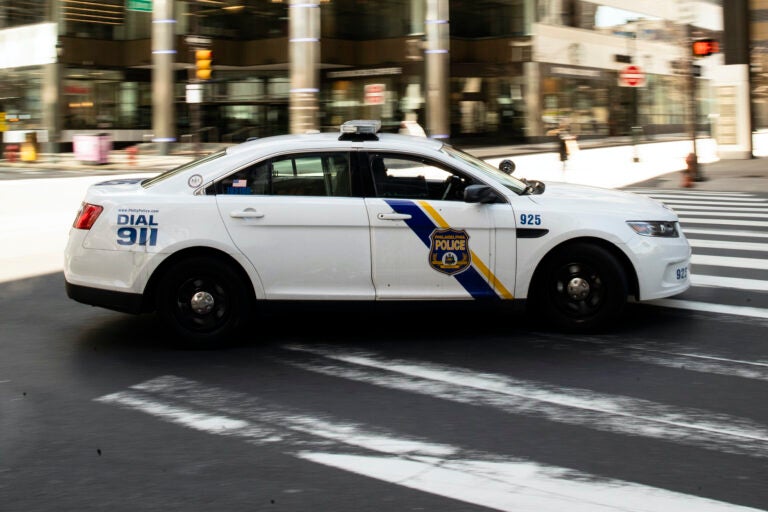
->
xmin=195 ymin=49 xmax=212 ymax=80
xmin=692 ymin=39 xmax=718 ymax=57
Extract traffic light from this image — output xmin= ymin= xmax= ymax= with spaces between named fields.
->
xmin=692 ymin=38 xmax=719 ymax=57
xmin=195 ymin=49 xmax=212 ymax=80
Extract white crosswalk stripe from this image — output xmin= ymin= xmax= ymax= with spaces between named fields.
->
xmin=628 ymin=189 xmax=768 ymax=319
xmin=97 ymin=366 xmax=768 ymax=512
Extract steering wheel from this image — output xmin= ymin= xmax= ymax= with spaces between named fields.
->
xmin=441 ymin=175 xmax=464 ymax=200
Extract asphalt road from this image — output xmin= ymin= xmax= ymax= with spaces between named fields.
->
xmin=1 ymin=272 xmax=768 ymax=511
xmin=1 ymin=172 xmax=767 ymax=511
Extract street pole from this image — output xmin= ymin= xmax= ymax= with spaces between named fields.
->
xmin=190 ymin=3 xmax=201 ymax=158
xmin=687 ymin=23 xmax=700 ymax=179
xmin=632 ymin=27 xmax=640 ymax=163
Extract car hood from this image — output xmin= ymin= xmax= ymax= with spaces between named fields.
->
xmin=526 ymin=182 xmax=677 ymax=219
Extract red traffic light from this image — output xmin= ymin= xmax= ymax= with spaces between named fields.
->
xmin=692 ymin=39 xmax=719 ymax=57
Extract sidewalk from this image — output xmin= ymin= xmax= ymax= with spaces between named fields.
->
xmin=632 ymin=155 xmax=768 ymax=192
xmin=2 ymin=134 xmax=766 ymax=191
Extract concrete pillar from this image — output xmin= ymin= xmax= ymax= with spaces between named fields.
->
xmin=722 ymin=0 xmax=753 ymax=156
xmin=524 ymin=62 xmax=542 ymax=138
xmin=41 ymin=60 xmax=61 ymax=155
xmin=410 ymin=0 xmax=425 ymax=36
xmin=425 ymin=0 xmax=449 ymax=139
xmin=289 ymin=0 xmax=320 ymax=134
xmin=712 ymin=65 xmax=752 ymax=159
xmin=43 ymin=1 xmax=62 ymax=155
xmin=152 ymin=0 xmax=176 ymax=155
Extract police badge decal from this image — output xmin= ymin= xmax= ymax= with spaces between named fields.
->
xmin=428 ymin=228 xmax=471 ymax=275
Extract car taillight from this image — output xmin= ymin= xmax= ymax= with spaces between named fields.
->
xmin=73 ymin=203 xmax=104 ymax=230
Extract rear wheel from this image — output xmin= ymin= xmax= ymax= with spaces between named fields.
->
xmin=529 ymin=243 xmax=627 ymax=332
xmin=156 ymin=256 xmax=252 ymax=348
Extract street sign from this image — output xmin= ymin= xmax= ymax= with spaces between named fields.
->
xmin=186 ymin=84 xmax=202 ymax=104
xmin=619 ymin=65 xmax=645 ymax=87
xmin=127 ymin=0 xmax=152 ymax=12
xmin=185 ymin=36 xmax=212 ymax=47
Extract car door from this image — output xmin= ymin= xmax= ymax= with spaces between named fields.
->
xmin=215 ymin=151 xmax=374 ymax=300
xmin=363 ymin=152 xmax=512 ymax=300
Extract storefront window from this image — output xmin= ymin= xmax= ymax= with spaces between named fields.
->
xmin=0 ymin=68 xmax=43 ymax=131
xmin=0 ymin=1 xmax=47 ymax=29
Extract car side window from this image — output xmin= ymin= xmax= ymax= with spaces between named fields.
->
xmin=369 ymin=154 xmax=473 ymax=201
xmin=213 ymin=152 xmax=352 ymax=197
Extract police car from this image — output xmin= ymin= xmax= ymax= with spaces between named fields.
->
xmin=64 ymin=120 xmax=691 ymax=346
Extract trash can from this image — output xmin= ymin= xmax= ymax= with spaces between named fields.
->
xmin=73 ymin=133 xmax=112 ymax=165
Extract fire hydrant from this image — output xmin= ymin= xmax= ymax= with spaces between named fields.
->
xmin=126 ymin=145 xmax=138 ymax=165
xmin=682 ymin=152 xmax=697 ymax=188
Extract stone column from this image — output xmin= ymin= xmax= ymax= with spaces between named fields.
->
xmin=289 ymin=0 xmax=320 ymax=134
xmin=152 ymin=0 xmax=176 ymax=155
xmin=425 ymin=0 xmax=449 ymax=139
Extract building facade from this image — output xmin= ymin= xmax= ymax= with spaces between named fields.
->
xmin=0 ymin=0 xmax=732 ymax=151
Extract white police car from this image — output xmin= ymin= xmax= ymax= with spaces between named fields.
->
xmin=64 ymin=120 xmax=691 ymax=346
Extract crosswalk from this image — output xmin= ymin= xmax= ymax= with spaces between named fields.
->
xmin=97 ymin=341 xmax=768 ymax=512
xmin=628 ymin=189 xmax=768 ymax=319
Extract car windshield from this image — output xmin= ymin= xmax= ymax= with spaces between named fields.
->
xmin=441 ymin=145 xmax=528 ymax=194
xmin=141 ymin=150 xmax=227 ymax=188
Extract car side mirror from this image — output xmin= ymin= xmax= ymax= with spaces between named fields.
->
xmin=464 ymin=184 xmax=498 ymax=204
xmin=499 ymin=159 xmax=516 ymax=174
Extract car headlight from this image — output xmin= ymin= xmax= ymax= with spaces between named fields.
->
xmin=627 ymin=221 xmax=680 ymax=237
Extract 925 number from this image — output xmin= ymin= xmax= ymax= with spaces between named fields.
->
xmin=676 ymin=267 xmax=688 ymax=280
xmin=520 ymin=213 xmax=541 ymax=225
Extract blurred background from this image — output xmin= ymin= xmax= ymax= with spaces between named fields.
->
xmin=0 ymin=0 xmax=762 ymax=157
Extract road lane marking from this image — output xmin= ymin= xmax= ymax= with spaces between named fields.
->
xmin=683 ymin=228 xmax=768 ymax=239
xmin=280 ymin=345 xmax=768 ymax=459
xmin=534 ymin=333 xmax=768 ymax=383
xmin=680 ymin=218 xmax=768 ymax=228
xmin=674 ymin=211 xmax=768 ymax=219
xmin=97 ymin=390 xmax=249 ymax=431
xmin=688 ymin=239 xmax=768 ymax=252
xmin=649 ymin=299 xmax=768 ymax=320
xmin=96 ymin=375 xmax=767 ymax=512
xmin=692 ymin=254 xmax=768 ymax=270
xmin=671 ymin=205 xmax=768 ymax=213
xmin=691 ymin=274 xmax=768 ymax=292
xmin=300 ymin=452 xmax=762 ymax=512
xmin=632 ymin=191 xmax=757 ymax=199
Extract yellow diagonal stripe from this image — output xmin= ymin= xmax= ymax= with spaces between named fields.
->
xmin=418 ymin=201 xmax=514 ymax=299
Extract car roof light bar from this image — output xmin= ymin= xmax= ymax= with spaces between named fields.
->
xmin=339 ymin=119 xmax=381 ymax=141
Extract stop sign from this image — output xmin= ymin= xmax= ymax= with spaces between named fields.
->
xmin=619 ymin=65 xmax=645 ymax=87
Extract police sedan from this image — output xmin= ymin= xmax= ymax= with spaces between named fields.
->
xmin=64 ymin=120 xmax=691 ymax=347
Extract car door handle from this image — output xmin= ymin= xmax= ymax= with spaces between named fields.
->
xmin=230 ymin=208 xmax=265 ymax=219
xmin=378 ymin=213 xmax=412 ymax=221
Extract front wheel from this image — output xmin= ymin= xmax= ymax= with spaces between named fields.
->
xmin=156 ymin=256 xmax=252 ymax=348
xmin=529 ymin=243 xmax=628 ymax=332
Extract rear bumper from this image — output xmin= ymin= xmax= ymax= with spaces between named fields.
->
xmin=65 ymin=280 xmax=145 ymax=314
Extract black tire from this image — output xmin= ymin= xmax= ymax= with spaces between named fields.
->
xmin=529 ymin=242 xmax=627 ymax=332
xmin=156 ymin=256 xmax=252 ymax=348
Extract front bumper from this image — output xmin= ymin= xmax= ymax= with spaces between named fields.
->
xmin=628 ymin=235 xmax=692 ymax=301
